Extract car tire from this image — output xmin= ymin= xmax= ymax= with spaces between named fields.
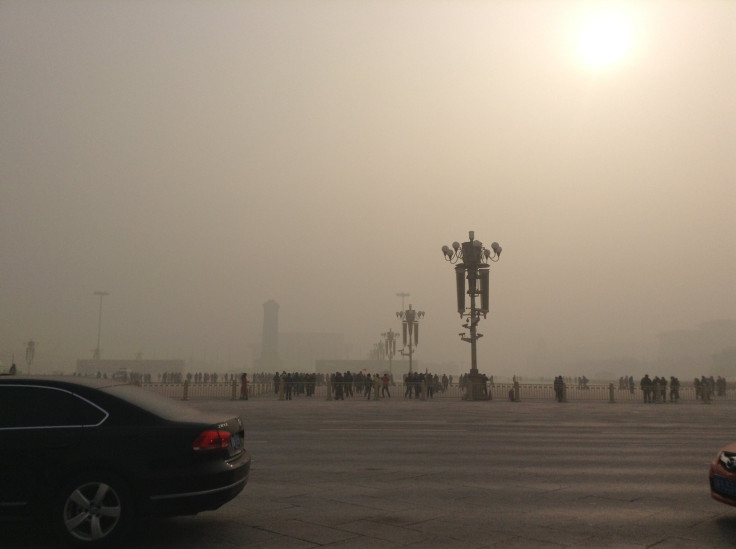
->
xmin=52 ymin=471 xmax=131 ymax=546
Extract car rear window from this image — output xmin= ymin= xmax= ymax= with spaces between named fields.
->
xmin=0 ymin=385 xmax=107 ymax=428
xmin=101 ymin=384 xmax=205 ymax=422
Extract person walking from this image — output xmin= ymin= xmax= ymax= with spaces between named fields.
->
xmin=381 ymin=374 xmax=391 ymax=398
xmin=404 ymin=373 xmax=414 ymax=398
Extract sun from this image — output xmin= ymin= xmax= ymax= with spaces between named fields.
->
xmin=576 ymin=9 xmax=634 ymax=70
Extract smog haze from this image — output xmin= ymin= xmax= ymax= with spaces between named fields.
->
xmin=1 ymin=1 xmax=734 ymax=377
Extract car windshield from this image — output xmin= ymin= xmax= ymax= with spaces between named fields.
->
xmin=101 ymin=384 xmax=210 ymax=422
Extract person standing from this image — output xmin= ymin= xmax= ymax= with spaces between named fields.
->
xmin=382 ymin=374 xmax=391 ymax=398
xmin=554 ymin=376 xmax=564 ymax=402
xmin=640 ymin=374 xmax=652 ymax=403
xmin=669 ymin=376 xmax=680 ymax=403
xmin=344 ymin=371 xmax=354 ymax=398
xmin=334 ymin=371 xmax=345 ymax=400
xmin=652 ymin=377 xmax=660 ymax=403
xmin=279 ymin=372 xmax=286 ymax=400
xmin=284 ymin=373 xmax=293 ymax=400
xmin=240 ymin=373 xmax=249 ymax=400
xmin=659 ymin=376 xmax=667 ymax=403
xmin=480 ymin=373 xmax=489 ymax=400
xmin=701 ymin=375 xmax=711 ymax=403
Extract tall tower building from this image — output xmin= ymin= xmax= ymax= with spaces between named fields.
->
xmin=257 ymin=299 xmax=281 ymax=371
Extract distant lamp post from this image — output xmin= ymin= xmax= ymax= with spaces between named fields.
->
xmin=370 ymin=341 xmax=385 ymax=361
xmin=25 ymin=339 xmax=36 ymax=374
xmin=396 ymin=305 xmax=424 ymax=374
xmin=441 ymin=231 xmax=502 ymax=400
xmin=396 ymin=292 xmax=410 ymax=310
xmin=93 ymin=291 xmax=109 ymax=361
xmin=381 ymin=328 xmax=399 ymax=377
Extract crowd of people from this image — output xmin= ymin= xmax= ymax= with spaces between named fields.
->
xmin=184 ymin=372 xmax=243 ymax=383
xmin=257 ymin=371 xmax=457 ymax=401
xmin=329 ymin=372 xmax=392 ymax=400
xmin=636 ymin=374 xmax=730 ymax=403
xmin=66 ymin=368 xmax=734 ymax=404
xmin=403 ymin=372 xmax=451 ymax=398
xmin=80 ymin=370 xmax=246 ymax=384
xmin=638 ymin=374 xmax=681 ymax=403
xmin=271 ymin=371 xmax=321 ymax=399
xmin=617 ymin=376 xmax=636 ymax=392
xmin=239 ymin=371 xmax=735 ymax=405
xmin=546 ymin=374 xmax=733 ymax=404
xmin=693 ymin=375 xmax=729 ymax=402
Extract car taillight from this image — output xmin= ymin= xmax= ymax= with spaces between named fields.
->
xmin=192 ymin=430 xmax=232 ymax=452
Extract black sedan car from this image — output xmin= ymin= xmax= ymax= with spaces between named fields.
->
xmin=0 ymin=376 xmax=250 ymax=546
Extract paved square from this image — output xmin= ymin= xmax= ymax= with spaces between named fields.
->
xmin=6 ymin=395 xmax=736 ymax=547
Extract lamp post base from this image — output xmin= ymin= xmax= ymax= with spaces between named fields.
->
xmin=463 ymin=372 xmax=489 ymax=401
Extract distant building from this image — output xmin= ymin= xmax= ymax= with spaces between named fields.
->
xmin=657 ymin=319 xmax=736 ymax=374
xmin=250 ymin=300 xmax=351 ymax=373
xmin=278 ymin=332 xmax=351 ymax=372
xmin=76 ymin=359 xmax=184 ymax=378
xmin=253 ymin=300 xmax=282 ymax=372
xmin=252 ymin=331 xmax=351 ymax=373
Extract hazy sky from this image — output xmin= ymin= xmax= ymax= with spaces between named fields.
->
xmin=1 ymin=1 xmax=734 ymax=375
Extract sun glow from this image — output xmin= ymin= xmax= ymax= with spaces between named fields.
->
xmin=576 ymin=9 xmax=634 ymax=70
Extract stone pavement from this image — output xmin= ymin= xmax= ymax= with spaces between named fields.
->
xmin=6 ymin=395 xmax=736 ymax=548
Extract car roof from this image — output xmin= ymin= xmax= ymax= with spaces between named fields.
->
xmin=0 ymin=375 xmax=130 ymax=391
xmin=0 ymin=375 xmax=229 ymax=425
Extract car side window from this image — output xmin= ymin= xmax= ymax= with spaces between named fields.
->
xmin=0 ymin=385 xmax=106 ymax=428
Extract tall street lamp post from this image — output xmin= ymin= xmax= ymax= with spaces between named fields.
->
xmin=25 ymin=339 xmax=35 ymax=374
xmin=442 ymin=231 xmax=502 ymax=400
xmin=381 ymin=328 xmax=398 ymax=379
xmin=370 ymin=341 xmax=385 ymax=361
xmin=396 ymin=305 xmax=424 ymax=374
xmin=93 ymin=291 xmax=109 ymax=361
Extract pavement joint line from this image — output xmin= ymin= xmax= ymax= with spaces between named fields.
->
xmin=321 ymin=419 xmax=449 ymax=424
xmin=319 ymin=428 xmax=468 ymax=432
